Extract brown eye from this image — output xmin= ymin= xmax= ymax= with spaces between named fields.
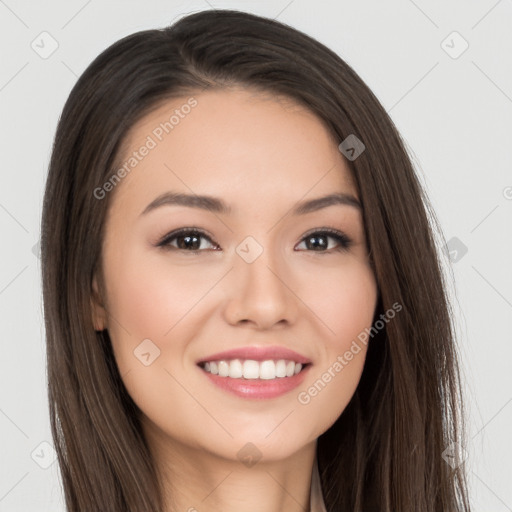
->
xmin=296 ymin=229 xmax=352 ymax=252
xmin=157 ymin=228 xmax=219 ymax=252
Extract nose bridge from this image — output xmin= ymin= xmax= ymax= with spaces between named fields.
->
xmin=239 ymin=241 xmax=283 ymax=290
xmin=223 ymin=234 xmax=298 ymax=327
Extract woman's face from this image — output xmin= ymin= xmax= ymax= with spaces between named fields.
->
xmin=92 ymin=87 xmax=378 ymax=462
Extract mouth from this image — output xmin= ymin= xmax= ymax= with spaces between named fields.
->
xmin=197 ymin=360 xmax=312 ymax=399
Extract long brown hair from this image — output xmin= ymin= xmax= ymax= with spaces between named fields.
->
xmin=41 ymin=9 xmax=471 ymax=511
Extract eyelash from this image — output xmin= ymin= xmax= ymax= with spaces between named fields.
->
xmin=156 ymin=226 xmax=352 ymax=254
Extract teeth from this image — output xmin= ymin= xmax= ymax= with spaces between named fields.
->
xmin=200 ymin=359 xmax=305 ymax=379
xmin=259 ymin=360 xmax=275 ymax=380
xmin=243 ymin=360 xmax=260 ymax=379
xmin=218 ymin=360 xmax=229 ymax=377
xmin=275 ymin=359 xmax=286 ymax=377
xmin=228 ymin=359 xmax=243 ymax=378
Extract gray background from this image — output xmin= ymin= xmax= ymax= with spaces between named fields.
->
xmin=1 ymin=0 xmax=511 ymax=510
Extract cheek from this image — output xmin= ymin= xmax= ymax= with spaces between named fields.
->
xmin=294 ymin=258 xmax=377 ymax=427
xmin=107 ymin=248 xmax=218 ymax=326
xmin=103 ymin=249 xmax=215 ymax=372
xmin=302 ymin=256 xmax=377 ymax=346
xmin=102 ymin=252 xmax=214 ymax=432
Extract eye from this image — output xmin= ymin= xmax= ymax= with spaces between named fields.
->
xmin=295 ymin=228 xmax=352 ymax=253
xmin=156 ymin=227 xmax=219 ymax=252
xmin=156 ymin=227 xmax=352 ymax=254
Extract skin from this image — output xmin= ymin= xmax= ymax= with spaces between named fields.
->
xmin=92 ymin=87 xmax=378 ymax=512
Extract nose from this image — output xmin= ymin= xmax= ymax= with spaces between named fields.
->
xmin=222 ymin=243 xmax=299 ymax=330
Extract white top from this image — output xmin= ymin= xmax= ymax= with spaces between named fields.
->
xmin=309 ymin=456 xmax=327 ymax=512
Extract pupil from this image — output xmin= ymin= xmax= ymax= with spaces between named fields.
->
xmin=308 ymin=235 xmax=326 ymax=250
xmin=179 ymin=235 xmax=200 ymax=250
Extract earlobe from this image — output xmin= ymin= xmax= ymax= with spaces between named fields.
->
xmin=91 ymin=275 xmax=108 ymax=331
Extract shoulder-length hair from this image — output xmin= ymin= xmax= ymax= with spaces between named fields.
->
xmin=41 ymin=9 xmax=471 ymax=511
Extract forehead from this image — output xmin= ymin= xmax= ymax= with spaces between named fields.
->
xmin=108 ymin=87 xmax=357 ymax=216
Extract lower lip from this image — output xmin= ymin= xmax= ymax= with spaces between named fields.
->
xmin=199 ymin=365 xmax=311 ymax=399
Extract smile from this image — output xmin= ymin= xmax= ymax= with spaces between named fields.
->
xmin=197 ymin=359 xmax=311 ymax=399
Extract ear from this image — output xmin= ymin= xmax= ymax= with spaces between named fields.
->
xmin=91 ymin=274 xmax=108 ymax=331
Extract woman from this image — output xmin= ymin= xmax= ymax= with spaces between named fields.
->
xmin=41 ymin=9 xmax=471 ymax=511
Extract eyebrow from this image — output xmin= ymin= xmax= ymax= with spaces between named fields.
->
xmin=140 ymin=191 xmax=361 ymax=217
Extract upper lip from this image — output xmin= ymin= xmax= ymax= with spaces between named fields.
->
xmin=196 ymin=346 xmax=311 ymax=365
